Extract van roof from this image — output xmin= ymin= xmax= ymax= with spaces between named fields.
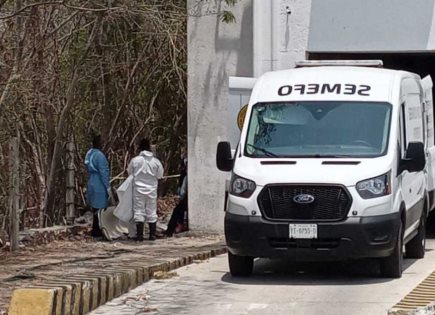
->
xmin=250 ymin=66 xmax=419 ymax=105
xmin=272 ymin=65 xmax=411 ymax=75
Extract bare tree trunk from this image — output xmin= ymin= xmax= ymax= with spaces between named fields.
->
xmin=43 ymin=70 xmax=79 ymax=226
xmin=66 ymin=141 xmax=76 ymax=224
xmin=43 ymin=16 xmax=102 ymax=225
xmin=0 ymin=0 xmax=24 ymax=109
xmin=7 ymin=0 xmax=23 ymax=248
xmin=9 ymin=135 xmax=19 ymax=252
xmin=0 ymin=2 xmax=188 ymax=229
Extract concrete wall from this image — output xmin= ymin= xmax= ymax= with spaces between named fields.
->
xmin=187 ymin=0 xmax=312 ymax=232
xmin=187 ymin=0 xmax=254 ymax=232
xmin=308 ymin=0 xmax=435 ymax=52
xmin=253 ymin=0 xmax=312 ymax=76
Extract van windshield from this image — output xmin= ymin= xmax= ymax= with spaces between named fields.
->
xmin=245 ymin=101 xmax=392 ymax=158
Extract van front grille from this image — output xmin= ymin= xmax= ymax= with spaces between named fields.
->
xmin=258 ymin=185 xmax=352 ymax=221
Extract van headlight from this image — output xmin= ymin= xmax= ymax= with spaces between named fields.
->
xmin=356 ymin=172 xmax=391 ymax=199
xmin=230 ymin=174 xmax=256 ymax=198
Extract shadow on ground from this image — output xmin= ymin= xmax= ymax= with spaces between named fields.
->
xmin=221 ymin=214 xmax=435 ymax=286
xmin=221 ymin=256 xmax=418 ymax=286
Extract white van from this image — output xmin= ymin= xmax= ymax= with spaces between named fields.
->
xmin=217 ymin=61 xmax=435 ymax=278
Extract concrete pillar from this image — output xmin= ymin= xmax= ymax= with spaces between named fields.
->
xmin=187 ymin=0 xmax=254 ymax=232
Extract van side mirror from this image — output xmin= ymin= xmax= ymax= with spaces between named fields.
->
xmin=216 ymin=141 xmax=234 ymax=172
xmin=401 ymin=142 xmax=425 ymax=173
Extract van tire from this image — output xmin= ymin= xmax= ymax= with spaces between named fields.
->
xmin=406 ymin=211 xmax=426 ymax=259
xmin=380 ymin=222 xmax=403 ymax=278
xmin=228 ymin=252 xmax=254 ymax=277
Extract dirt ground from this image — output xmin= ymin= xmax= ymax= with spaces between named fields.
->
xmin=0 ymin=194 xmax=204 ymax=314
xmin=0 ymin=232 xmax=224 ymax=314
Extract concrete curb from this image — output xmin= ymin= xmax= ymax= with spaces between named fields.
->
xmin=8 ymin=246 xmax=227 ymax=315
xmin=389 ymin=304 xmax=435 ymax=315
xmin=389 ymin=271 xmax=435 ymax=315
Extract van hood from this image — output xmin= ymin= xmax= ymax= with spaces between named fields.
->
xmin=233 ymin=156 xmax=393 ymax=187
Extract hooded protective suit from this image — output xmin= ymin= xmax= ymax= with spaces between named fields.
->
xmin=85 ymin=148 xmax=110 ymax=209
xmin=127 ymin=150 xmax=164 ymax=223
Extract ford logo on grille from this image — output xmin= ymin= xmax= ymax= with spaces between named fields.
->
xmin=293 ymin=194 xmax=315 ymax=204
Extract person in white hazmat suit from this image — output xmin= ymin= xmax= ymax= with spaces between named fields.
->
xmin=127 ymin=138 xmax=164 ymax=241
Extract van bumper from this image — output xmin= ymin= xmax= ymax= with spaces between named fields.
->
xmin=225 ymin=212 xmax=400 ymax=261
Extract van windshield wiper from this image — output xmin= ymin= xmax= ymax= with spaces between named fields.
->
xmin=313 ymin=154 xmax=353 ymax=158
xmin=283 ymin=154 xmax=354 ymax=158
xmin=246 ymin=144 xmax=278 ymax=157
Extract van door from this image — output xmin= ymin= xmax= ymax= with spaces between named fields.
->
xmin=422 ymin=76 xmax=435 ymax=211
xmin=228 ymin=77 xmax=256 ymax=149
xmin=400 ymin=78 xmax=426 ymax=235
xmin=226 ymin=77 xmax=256 ymax=209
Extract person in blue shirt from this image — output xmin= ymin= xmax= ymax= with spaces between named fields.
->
xmin=85 ymin=135 xmax=110 ymax=237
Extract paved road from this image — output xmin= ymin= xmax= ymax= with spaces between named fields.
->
xmin=91 ymin=239 xmax=435 ymax=315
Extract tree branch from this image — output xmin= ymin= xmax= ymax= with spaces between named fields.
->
xmin=0 ymin=1 xmax=64 ymax=20
xmin=0 ymin=0 xmax=122 ymax=20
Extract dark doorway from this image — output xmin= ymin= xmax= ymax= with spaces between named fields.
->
xmin=307 ymin=52 xmax=435 ymax=80
xmin=309 ymin=52 xmax=435 ymax=228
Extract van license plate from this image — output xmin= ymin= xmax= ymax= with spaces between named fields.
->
xmin=289 ymin=224 xmax=318 ymax=239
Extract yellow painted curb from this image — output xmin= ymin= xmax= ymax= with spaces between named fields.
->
xmin=37 ymin=283 xmax=74 ymax=315
xmin=9 ymin=287 xmax=59 ymax=315
xmin=389 ymin=270 xmax=435 ymax=314
xmin=7 ymin=246 xmax=227 ymax=315
xmin=103 ymin=268 xmax=137 ymax=293
xmin=121 ymin=264 xmax=148 ymax=283
xmin=148 ymin=262 xmax=167 ymax=278
xmin=68 ymin=276 xmax=100 ymax=311
xmin=84 ymin=273 xmax=113 ymax=304
xmin=109 ymin=271 xmax=124 ymax=298
xmin=66 ymin=277 xmax=93 ymax=314
xmin=47 ymin=280 xmax=82 ymax=315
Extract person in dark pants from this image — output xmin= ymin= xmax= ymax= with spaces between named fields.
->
xmin=85 ymin=135 xmax=110 ymax=237
xmin=165 ymin=158 xmax=188 ymax=237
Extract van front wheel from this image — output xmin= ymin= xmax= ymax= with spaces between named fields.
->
xmin=406 ymin=211 xmax=426 ymax=259
xmin=380 ymin=222 xmax=403 ymax=278
xmin=228 ymin=252 xmax=254 ymax=277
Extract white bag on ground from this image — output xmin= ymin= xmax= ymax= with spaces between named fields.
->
xmin=100 ymin=206 xmax=129 ymax=241
xmin=113 ymin=175 xmax=134 ymax=222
